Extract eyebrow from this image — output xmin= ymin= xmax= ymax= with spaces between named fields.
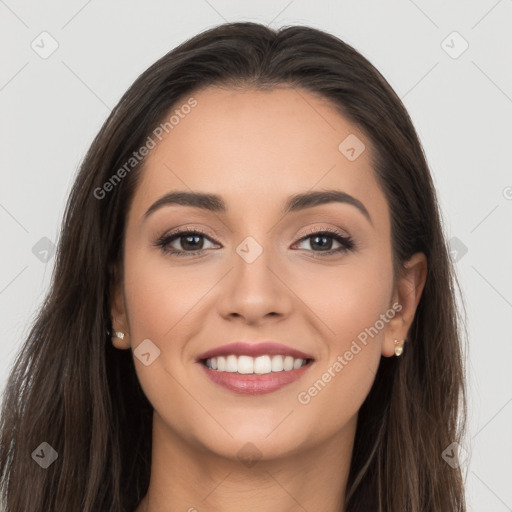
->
xmin=144 ymin=189 xmax=372 ymax=225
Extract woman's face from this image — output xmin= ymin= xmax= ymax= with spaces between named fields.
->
xmin=112 ymin=86 xmax=423 ymax=461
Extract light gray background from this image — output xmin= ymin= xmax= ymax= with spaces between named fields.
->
xmin=1 ymin=1 xmax=511 ymax=510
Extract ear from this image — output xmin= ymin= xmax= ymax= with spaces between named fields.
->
xmin=382 ymin=252 xmax=427 ymax=357
xmin=109 ymin=263 xmax=131 ymax=350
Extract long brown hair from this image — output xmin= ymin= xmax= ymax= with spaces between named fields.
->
xmin=0 ymin=22 xmax=466 ymax=511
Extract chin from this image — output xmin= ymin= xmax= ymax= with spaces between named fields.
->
xmin=196 ymin=423 xmax=310 ymax=462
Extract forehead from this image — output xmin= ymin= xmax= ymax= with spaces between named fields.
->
xmin=130 ymin=86 xmax=387 ymax=223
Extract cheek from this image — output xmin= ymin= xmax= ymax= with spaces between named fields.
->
xmin=121 ymin=247 xmax=214 ymax=425
xmin=122 ymin=247 xmax=212 ymax=342
xmin=292 ymin=250 xmax=393 ymax=419
xmin=293 ymin=248 xmax=394 ymax=353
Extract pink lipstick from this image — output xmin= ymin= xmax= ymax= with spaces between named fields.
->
xmin=196 ymin=341 xmax=315 ymax=395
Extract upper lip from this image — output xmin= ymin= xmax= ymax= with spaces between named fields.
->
xmin=196 ymin=341 xmax=314 ymax=362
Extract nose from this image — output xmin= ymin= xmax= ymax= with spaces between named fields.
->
xmin=216 ymin=240 xmax=294 ymax=326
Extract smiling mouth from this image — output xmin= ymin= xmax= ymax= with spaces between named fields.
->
xmin=201 ymin=354 xmax=314 ymax=374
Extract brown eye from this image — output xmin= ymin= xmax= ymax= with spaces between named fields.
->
xmin=293 ymin=229 xmax=355 ymax=256
xmin=155 ymin=229 xmax=219 ymax=257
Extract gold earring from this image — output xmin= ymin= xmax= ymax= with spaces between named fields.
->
xmin=394 ymin=339 xmax=405 ymax=356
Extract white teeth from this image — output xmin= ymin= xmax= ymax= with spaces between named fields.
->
xmin=204 ymin=354 xmax=309 ymax=374
xmin=254 ymin=355 xmax=272 ymax=374
xmin=293 ymin=358 xmax=303 ymax=369
xmin=271 ymin=355 xmax=284 ymax=372
xmin=283 ymin=355 xmax=294 ymax=371
xmin=225 ymin=355 xmax=238 ymax=372
xmin=237 ymin=355 xmax=254 ymax=374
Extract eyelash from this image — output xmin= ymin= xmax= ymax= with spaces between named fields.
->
xmin=154 ymin=226 xmax=355 ymax=258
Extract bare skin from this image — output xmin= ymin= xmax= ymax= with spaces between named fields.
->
xmin=111 ymin=86 xmax=427 ymax=512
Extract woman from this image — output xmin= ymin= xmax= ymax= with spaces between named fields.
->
xmin=0 ymin=22 xmax=466 ymax=511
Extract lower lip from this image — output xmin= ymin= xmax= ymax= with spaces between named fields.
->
xmin=198 ymin=361 xmax=314 ymax=395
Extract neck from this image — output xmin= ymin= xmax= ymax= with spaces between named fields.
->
xmin=135 ymin=411 xmax=356 ymax=512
